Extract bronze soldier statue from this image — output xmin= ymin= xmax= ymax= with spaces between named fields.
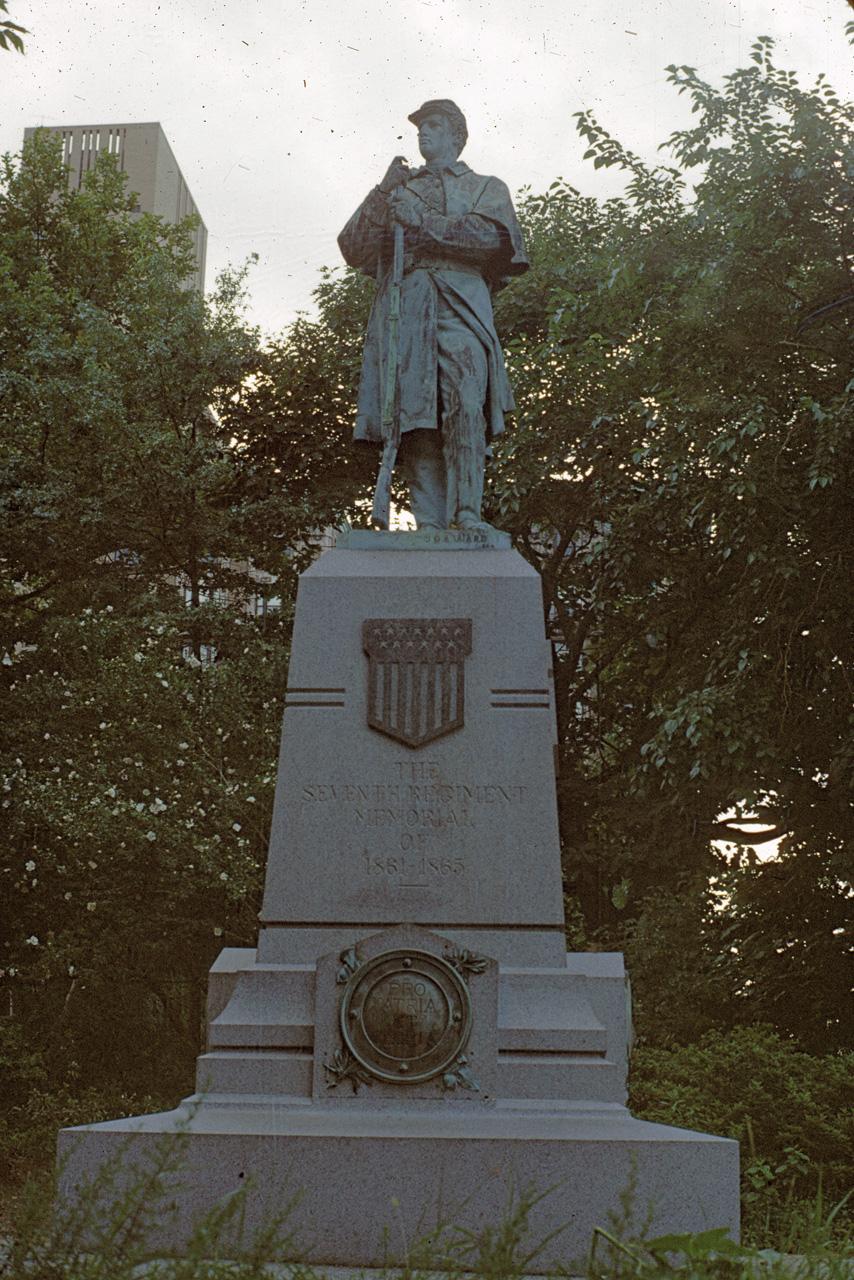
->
xmin=339 ymin=99 xmax=528 ymax=531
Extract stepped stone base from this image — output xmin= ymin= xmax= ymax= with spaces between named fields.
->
xmin=57 ymin=541 xmax=739 ymax=1264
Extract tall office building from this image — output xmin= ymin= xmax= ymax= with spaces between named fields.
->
xmin=23 ymin=121 xmax=207 ymax=292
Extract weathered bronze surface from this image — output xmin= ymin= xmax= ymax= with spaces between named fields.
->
xmin=339 ymin=948 xmax=473 ymax=1084
xmin=339 ymin=98 xmax=528 ymax=531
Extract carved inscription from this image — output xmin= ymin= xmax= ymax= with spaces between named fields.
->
xmin=362 ymin=974 xmax=449 ymax=1058
xmin=299 ymin=758 xmax=527 ymax=889
xmin=363 ymin=854 xmax=464 ymax=880
xmin=300 ymin=776 xmax=528 ymax=825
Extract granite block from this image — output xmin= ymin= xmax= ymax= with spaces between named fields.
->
xmin=208 ymin=965 xmax=315 ymax=1050
xmin=57 ymin=1103 xmax=740 ymax=1269
xmin=261 ymin=550 xmax=564 ymax=959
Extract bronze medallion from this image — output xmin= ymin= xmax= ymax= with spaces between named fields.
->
xmin=340 ymin=948 xmax=473 ymax=1083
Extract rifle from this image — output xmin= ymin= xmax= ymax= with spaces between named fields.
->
xmin=371 ymin=217 xmax=405 ymax=529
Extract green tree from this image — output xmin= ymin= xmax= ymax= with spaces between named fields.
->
xmin=630 ymin=1024 xmax=854 ymax=1243
xmin=0 ymin=133 xmax=301 ymax=1141
xmin=0 ymin=128 xmax=286 ymax=638
xmin=1 ymin=603 xmax=287 ymax=1106
xmin=218 ymin=265 xmax=379 ymax=558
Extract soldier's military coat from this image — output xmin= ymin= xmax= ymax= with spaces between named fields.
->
xmin=338 ymin=160 xmax=529 ymax=445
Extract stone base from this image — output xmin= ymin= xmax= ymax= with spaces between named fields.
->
xmin=58 ymin=1098 xmax=739 ymax=1271
xmin=56 ymin=545 xmax=740 ymax=1263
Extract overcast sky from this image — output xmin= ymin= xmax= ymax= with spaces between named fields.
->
xmin=3 ymin=0 xmax=853 ymax=336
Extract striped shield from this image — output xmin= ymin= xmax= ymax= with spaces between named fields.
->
xmin=362 ymin=618 xmax=473 ymax=748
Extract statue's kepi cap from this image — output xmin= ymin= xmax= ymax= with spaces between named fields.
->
xmin=408 ymin=99 xmax=468 ymax=148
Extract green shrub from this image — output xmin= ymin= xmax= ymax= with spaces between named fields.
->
xmin=629 ymin=1024 xmax=854 ymax=1247
xmin=0 ymin=1023 xmax=179 ymax=1202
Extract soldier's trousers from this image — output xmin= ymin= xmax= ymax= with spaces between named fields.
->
xmin=398 ymin=299 xmax=488 ymax=529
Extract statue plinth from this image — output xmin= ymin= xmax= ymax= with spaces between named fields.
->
xmin=58 ymin=545 xmax=739 ymax=1267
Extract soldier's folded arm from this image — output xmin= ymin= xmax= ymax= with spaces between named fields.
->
xmin=412 ymin=211 xmax=506 ymax=266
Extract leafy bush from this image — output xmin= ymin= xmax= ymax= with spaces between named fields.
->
xmin=630 ymin=1025 xmax=854 ymax=1247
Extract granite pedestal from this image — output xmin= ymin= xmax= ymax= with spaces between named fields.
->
xmin=58 ymin=531 xmax=739 ymax=1269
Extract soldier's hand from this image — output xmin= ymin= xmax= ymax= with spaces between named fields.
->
xmin=378 ymin=156 xmax=410 ymax=194
xmin=390 ymin=196 xmax=422 ymax=229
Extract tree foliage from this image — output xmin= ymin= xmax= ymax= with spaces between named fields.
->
xmin=481 ymin=38 xmax=854 ymax=1051
xmin=218 ymin=265 xmax=379 ymax=562
xmin=0 ymin=0 xmax=26 ymax=53
xmin=630 ymin=1025 xmax=854 ymax=1243
xmin=1 ymin=603 xmax=287 ymax=1107
xmin=0 ymin=134 xmax=296 ymax=1124
xmin=0 ymin=129 xmax=276 ymax=636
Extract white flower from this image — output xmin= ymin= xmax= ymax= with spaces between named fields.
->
xmin=26 ymin=935 xmax=38 ymax=946
xmin=64 ymin=892 xmax=72 ymax=901
xmin=232 ymin=823 xmax=242 ymax=833
xmin=25 ymin=860 xmax=35 ymax=871
xmin=88 ymin=860 xmax=98 ymax=869
xmin=134 ymin=653 xmax=143 ymax=662
xmin=179 ymin=743 xmax=189 ymax=750
xmin=145 ymin=830 xmax=156 ymax=841
xmin=105 ymin=787 xmax=116 ymax=798
xmin=99 ymin=722 xmax=107 ymax=730
xmin=213 ymin=926 xmax=223 ymax=936
xmin=87 ymin=902 xmax=97 ymax=911
xmin=220 ymin=872 xmax=228 ymax=880
xmin=246 ymin=796 xmax=256 ymax=803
